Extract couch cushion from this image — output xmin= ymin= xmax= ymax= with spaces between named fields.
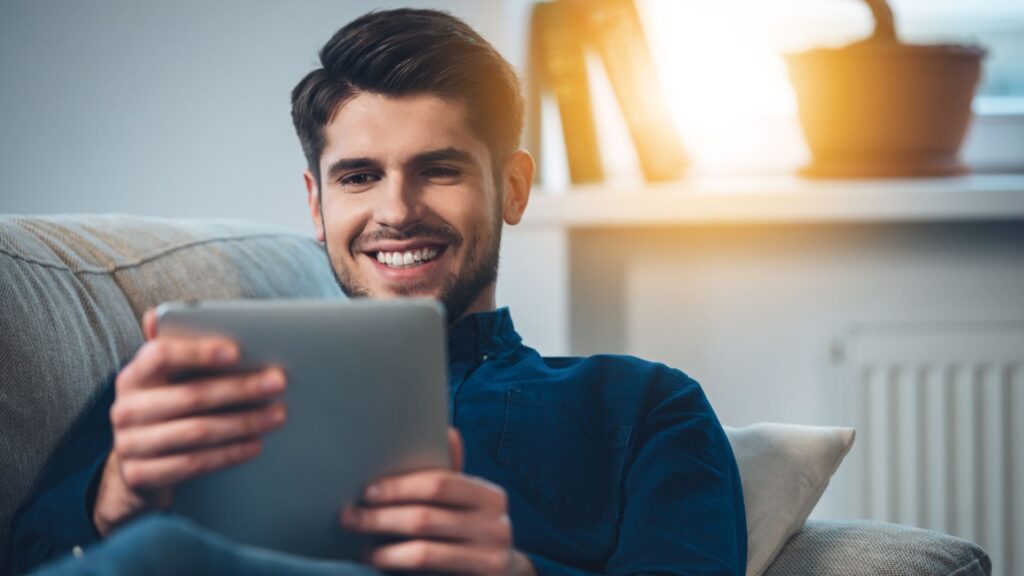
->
xmin=763 ymin=519 xmax=992 ymax=576
xmin=724 ymin=423 xmax=855 ymax=576
xmin=0 ymin=215 xmax=342 ymax=559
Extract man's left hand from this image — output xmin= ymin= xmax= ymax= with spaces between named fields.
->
xmin=340 ymin=428 xmax=536 ymax=575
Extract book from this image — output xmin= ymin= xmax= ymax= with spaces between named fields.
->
xmin=571 ymin=0 xmax=687 ymax=181
xmin=531 ymin=0 xmax=604 ymax=184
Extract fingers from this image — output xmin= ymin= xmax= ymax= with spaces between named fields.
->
xmin=143 ymin=309 xmax=157 ymax=341
xmin=366 ymin=540 xmax=511 ymax=575
xmin=111 ymin=367 xmax=286 ymax=427
xmin=342 ymin=505 xmax=511 ymax=544
xmin=448 ymin=427 xmax=464 ymax=471
xmin=103 ymin=323 xmax=289 ymax=523
xmin=362 ymin=471 xmax=507 ymax=512
xmin=114 ymin=402 xmax=287 ymax=458
xmin=118 ymin=438 xmax=263 ymax=490
xmin=116 ymin=338 xmax=240 ymax=393
xmin=345 ymin=468 xmax=515 ymax=575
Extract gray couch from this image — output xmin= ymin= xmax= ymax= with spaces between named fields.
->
xmin=0 ymin=215 xmax=992 ymax=576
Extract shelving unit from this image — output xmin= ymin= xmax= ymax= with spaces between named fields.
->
xmin=522 ymin=174 xmax=1024 ymax=227
xmin=500 ymin=172 xmax=1024 ymax=427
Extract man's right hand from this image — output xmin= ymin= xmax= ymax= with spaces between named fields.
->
xmin=93 ymin=308 xmax=288 ymax=536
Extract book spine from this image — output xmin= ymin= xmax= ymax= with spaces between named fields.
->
xmin=574 ymin=0 xmax=687 ymax=181
xmin=532 ymin=0 xmax=604 ymax=184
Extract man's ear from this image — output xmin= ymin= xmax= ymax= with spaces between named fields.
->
xmin=304 ymin=170 xmax=326 ymax=242
xmin=501 ymin=149 xmax=534 ymax=226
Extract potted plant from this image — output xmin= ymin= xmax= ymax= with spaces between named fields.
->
xmin=786 ymin=0 xmax=986 ymax=177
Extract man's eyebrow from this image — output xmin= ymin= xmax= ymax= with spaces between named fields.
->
xmin=326 ymin=157 xmax=379 ymax=180
xmin=411 ymin=147 xmax=475 ymax=166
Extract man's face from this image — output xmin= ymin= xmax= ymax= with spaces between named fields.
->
xmin=306 ymin=93 xmax=527 ymax=323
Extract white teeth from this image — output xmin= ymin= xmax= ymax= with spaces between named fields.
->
xmin=375 ymin=247 xmax=441 ymax=269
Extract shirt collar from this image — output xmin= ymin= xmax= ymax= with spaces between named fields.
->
xmin=447 ymin=307 xmax=522 ymax=364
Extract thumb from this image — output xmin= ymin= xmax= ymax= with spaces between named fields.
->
xmin=447 ymin=427 xmax=464 ymax=471
xmin=142 ymin=308 xmax=158 ymax=341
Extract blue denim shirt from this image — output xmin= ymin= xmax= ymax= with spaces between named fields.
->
xmin=7 ymin=308 xmax=747 ymax=575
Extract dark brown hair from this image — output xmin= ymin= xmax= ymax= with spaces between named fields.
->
xmin=291 ymin=9 xmax=524 ymax=187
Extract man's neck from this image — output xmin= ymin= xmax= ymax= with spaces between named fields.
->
xmin=450 ymin=286 xmax=498 ymax=325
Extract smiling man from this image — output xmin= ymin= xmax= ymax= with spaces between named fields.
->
xmin=7 ymin=8 xmax=746 ymax=576
xmin=306 ymin=93 xmax=525 ymax=323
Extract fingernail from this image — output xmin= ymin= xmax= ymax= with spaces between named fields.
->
xmin=364 ymin=484 xmax=381 ymax=501
xmin=215 ymin=346 xmax=237 ymax=363
xmin=268 ymin=405 xmax=286 ymax=424
xmin=261 ymin=372 xmax=284 ymax=392
xmin=340 ymin=506 xmax=357 ymax=526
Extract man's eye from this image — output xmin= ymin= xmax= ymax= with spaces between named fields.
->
xmin=422 ymin=166 xmax=461 ymax=181
xmin=339 ymin=173 xmax=379 ymax=187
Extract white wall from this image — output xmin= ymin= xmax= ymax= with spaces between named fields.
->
xmin=563 ymin=222 xmax=1024 ymax=425
xmin=0 ymin=0 xmax=527 ymax=229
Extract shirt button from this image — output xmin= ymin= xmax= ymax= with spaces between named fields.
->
xmin=72 ymin=545 xmax=84 ymax=558
xmin=481 ymin=354 xmax=490 ymax=361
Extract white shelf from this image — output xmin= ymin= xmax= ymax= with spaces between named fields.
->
xmin=521 ymin=174 xmax=1024 ymax=227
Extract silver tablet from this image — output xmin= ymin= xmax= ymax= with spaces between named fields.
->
xmin=155 ymin=298 xmax=450 ymax=560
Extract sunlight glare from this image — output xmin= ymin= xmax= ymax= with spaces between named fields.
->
xmin=638 ymin=0 xmax=870 ymax=172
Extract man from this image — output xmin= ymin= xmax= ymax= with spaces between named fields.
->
xmin=7 ymin=9 xmax=746 ymax=576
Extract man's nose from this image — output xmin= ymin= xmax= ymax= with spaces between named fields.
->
xmin=373 ymin=174 xmax=424 ymax=229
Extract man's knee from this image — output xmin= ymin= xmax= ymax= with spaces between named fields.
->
xmin=113 ymin=514 xmax=206 ymax=549
xmin=103 ymin=513 xmax=226 ymax=570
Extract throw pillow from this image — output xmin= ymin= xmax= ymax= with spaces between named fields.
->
xmin=724 ymin=423 xmax=855 ymax=576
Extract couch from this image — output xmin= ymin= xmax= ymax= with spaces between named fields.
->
xmin=0 ymin=215 xmax=992 ymax=576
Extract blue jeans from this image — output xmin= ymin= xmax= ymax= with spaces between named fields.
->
xmin=32 ymin=515 xmax=385 ymax=576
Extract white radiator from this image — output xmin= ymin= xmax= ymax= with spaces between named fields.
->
xmin=823 ymin=322 xmax=1024 ymax=576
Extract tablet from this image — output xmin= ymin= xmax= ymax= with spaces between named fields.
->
xmin=156 ymin=298 xmax=450 ymax=560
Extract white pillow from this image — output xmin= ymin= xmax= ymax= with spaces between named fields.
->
xmin=724 ymin=423 xmax=855 ymax=576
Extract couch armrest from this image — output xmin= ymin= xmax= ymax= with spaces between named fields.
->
xmin=763 ymin=519 xmax=991 ymax=576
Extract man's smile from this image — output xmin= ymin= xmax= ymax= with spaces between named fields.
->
xmin=359 ymin=241 xmax=452 ymax=283
xmin=374 ymin=246 xmax=441 ymax=268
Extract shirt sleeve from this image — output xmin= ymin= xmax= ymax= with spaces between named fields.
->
xmin=5 ymin=383 xmax=114 ymax=575
xmin=525 ymin=552 xmax=602 ymax=576
xmin=605 ymin=369 xmax=747 ymax=576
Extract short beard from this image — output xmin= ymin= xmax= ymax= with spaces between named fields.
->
xmin=321 ymin=208 xmax=502 ymax=326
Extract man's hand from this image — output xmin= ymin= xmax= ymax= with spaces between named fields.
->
xmin=341 ymin=428 xmax=537 ymax=575
xmin=93 ymin=309 xmax=288 ymax=536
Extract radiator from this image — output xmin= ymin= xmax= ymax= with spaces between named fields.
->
xmin=823 ymin=322 xmax=1024 ymax=576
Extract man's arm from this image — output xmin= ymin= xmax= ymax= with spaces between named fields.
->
xmin=5 ymin=383 xmax=113 ymax=574
xmin=495 ymin=369 xmax=746 ymax=576
xmin=605 ymin=369 xmax=747 ymax=575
